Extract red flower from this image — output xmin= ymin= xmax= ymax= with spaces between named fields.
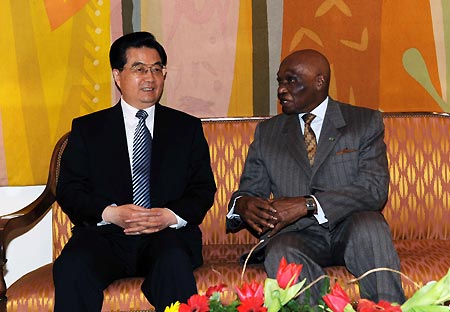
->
xmin=205 ymin=283 xmax=227 ymax=298
xmin=236 ymin=281 xmax=264 ymax=301
xmin=323 ymin=283 xmax=351 ymax=312
xmin=276 ymin=256 xmax=303 ymax=289
xmin=237 ymin=297 xmax=267 ymax=312
xmin=179 ymin=294 xmax=209 ymax=312
xmin=357 ymin=299 xmax=402 ymax=312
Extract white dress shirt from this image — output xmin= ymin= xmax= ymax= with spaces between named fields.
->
xmin=98 ymin=99 xmax=187 ymax=228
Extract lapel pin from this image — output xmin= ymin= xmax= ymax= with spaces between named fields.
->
xmin=329 ymin=137 xmax=335 ymax=141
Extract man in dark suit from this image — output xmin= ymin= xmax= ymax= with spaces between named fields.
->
xmin=227 ymin=49 xmax=405 ymax=304
xmin=54 ymin=32 xmax=216 ymax=312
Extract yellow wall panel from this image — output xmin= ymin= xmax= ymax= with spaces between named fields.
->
xmin=228 ymin=0 xmax=253 ymax=117
xmin=0 ymin=0 xmax=111 ymax=185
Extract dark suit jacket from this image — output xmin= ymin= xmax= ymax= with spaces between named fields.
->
xmin=227 ymin=99 xmax=389 ymax=248
xmin=56 ymin=102 xmax=216 ymax=267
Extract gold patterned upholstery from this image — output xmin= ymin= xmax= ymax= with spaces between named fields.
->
xmin=5 ymin=113 xmax=450 ymax=311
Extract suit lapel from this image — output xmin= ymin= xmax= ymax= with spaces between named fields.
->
xmin=149 ymin=104 xmax=166 ymax=204
xmin=282 ymin=114 xmax=312 ymax=174
xmin=312 ymin=100 xmax=346 ymax=171
xmin=152 ymin=105 xmax=162 ymax=173
xmin=106 ymin=103 xmax=133 ymax=201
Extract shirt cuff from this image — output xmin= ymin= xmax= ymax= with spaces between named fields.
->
xmin=167 ymin=208 xmax=187 ymax=229
xmin=226 ymin=196 xmax=242 ymax=220
xmin=97 ymin=204 xmax=116 ymax=226
xmin=311 ymin=195 xmax=328 ymax=224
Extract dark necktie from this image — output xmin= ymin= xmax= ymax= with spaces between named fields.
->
xmin=302 ymin=113 xmax=317 ymax=166
xmin=132 ymin=110 xmax=152 ymax=208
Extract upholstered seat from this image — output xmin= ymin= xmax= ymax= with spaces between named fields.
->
xmin=1 ymin=113 xmax=450 ymax=312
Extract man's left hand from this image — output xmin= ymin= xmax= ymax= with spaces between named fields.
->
xmin=268 ymin=197 xmax=307 ymax=237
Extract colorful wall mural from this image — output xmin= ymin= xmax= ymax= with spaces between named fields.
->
xmin=0 ymin=0 xmax=448 ymax=186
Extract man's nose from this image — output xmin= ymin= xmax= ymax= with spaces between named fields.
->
xmin=278 ymin=84 xmax=288 ymax=94
xmin=143 ymin=70 xmax=156 ymax=80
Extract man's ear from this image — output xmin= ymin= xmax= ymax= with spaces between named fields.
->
xmin=112 ymin=69 xmax=122 ymax=92
xmin=316 ymin=75 xmax=325 ymax=89
xmin=112 ymin=69 xmax=120 ymax=87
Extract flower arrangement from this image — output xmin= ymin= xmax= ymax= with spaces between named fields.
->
xmin=165 ymin=257 xmax=450 ymax=312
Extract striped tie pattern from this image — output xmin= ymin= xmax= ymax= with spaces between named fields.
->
xmin=302 ymin=113 xmax=317 ymax=166
xmin=132 ymin=110 xmax=152 ymax=208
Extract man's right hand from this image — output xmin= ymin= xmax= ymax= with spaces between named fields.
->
xmin=234 ymin=196 xmax=277 ymax=234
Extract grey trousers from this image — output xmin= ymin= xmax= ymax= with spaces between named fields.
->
xmin=264 ymin=211 xmax=405 ymax=305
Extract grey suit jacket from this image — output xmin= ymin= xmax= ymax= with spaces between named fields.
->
xmin=227 ymin=99 xmax=389 ymax=253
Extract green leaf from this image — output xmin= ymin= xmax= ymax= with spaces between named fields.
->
xmin=281 ymin=279 xmax=306 ymax=304
xmin=208 ymin=298 xmax=239 ymax=312
xmin=267 ymin=300 xmax=282 ymax=312
xmin=402 ymin=269 xmax=450 ymax=312
xmin=343 ymin=303 xmax=357 ymax=312
xmin=406 ymin=306 xmax=450 ymax=312
xmin=265 ymin=278 xmax=282 ymax=311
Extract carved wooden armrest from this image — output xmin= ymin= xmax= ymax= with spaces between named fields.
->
xmin=0 ymin=132 xmax=69 ymax=306
xmin=0 ymin=185 xmax=56 ymax=300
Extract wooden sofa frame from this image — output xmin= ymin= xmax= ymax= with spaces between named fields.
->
xmin=1 ymin=113 xmax=450 ymax=311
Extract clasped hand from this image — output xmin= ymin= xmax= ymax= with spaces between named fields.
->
xmin=235 ymin=196 xmax=308 ymax=237
xmin=102 ymin=204 xmax=177 ymax=235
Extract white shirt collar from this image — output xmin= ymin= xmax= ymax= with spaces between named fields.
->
xmin=120 ymin=98 xmax=155 ymax=121
xmin=298 ymin=96 xmax=329 ymax=141
xmin=300 ymin=96 xmax=329 ymax=121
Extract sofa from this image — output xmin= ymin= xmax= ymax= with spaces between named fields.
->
xmin=1 ymin=112 xmax=449 ymax=311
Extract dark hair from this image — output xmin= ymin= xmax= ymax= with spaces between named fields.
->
xmin=109 ymin=31 xmax=167 ymax=70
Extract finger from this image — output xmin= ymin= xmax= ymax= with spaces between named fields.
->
xmin=267 ymin=222 xmax=284 ymax=237
xmin=124 ymin=215 xmax=161 ymax=223
xmin=140 ymin=227 xmax=161 ymax=234
xmin=252 ymin=217 xmax=275 ymax=231
xmin=254 ymin=201 xmax=277 ymax=213
xmin=124 ymin=226 xmax=144 ymax=234
xmin=129 ymin=218 xmax=166 ymax=230
xmin=128 ymin=211 xmax=159 ymax=218
xmin=248 ymin=219 xmax=275 ymax=235
xmin=124 ymin=218 xmax=150 ymax=224
xmin=126 ymin=222 xmax=163 ymax=234
xmin=147 ymin=211 xmax=163 ymax=217
xmin=252 ymin=208 xmax=276 ymax=219
xmin=129 ymin=206 xmax=152 ymax=212
xmin=124 ymin=232 xmax=140 ymax=236
xmin=250 ymin=212 xmax=277 ymax=229
xmin=124 ymin=229 xmax=142 ymax=235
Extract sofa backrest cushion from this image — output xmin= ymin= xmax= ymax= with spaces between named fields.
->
xmin=52 ymin=113 xmax=450 ymax=260
xmin=382 ymin=113 xmax=450 ymax=240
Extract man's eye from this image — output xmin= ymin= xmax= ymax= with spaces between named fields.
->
xmin=287 ymin=77 xmax=297 ymax=83
xmin=135 ymin=66 xmax=145 ymax=73
xmin=152 ymin=67 xmax=161 ymax=73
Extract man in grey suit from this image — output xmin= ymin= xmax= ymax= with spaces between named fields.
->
xmin=227 ymin=49 xmax=405 ymax=304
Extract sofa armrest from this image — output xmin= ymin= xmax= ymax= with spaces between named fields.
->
xmin=0 ymin=185 xmax=55 ymax=297
xmin=0 ymin=132 xmax=69 ymax=307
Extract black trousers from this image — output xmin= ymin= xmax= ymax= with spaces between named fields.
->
xmin=264 ymin=211 xmax=406 ymax=305
xmin=53 ymin=225 xmax=197 ymax=312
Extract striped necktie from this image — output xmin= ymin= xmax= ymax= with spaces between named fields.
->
xmin=302 ymin=113 xmax=317 ymax=166
xmin=132 ymin=110 xmax=152 ymax=208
